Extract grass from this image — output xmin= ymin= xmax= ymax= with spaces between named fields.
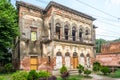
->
xmin=0 ymin=73 xmax=13 ymax=80
xmin=57 ymin=75 xmax=93 ymax=80
xmin=109 ymin=69 xmax=120 ymax=78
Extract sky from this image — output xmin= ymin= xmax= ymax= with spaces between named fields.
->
xmin=11 ymin=0 xmax=120 ymax=40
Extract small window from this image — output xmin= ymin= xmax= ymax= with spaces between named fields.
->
xmin=31 ymin=31 xmax=37 ymax=41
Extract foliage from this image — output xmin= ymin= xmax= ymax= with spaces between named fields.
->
xmin=60 ymin=65 xmax=67 ymax=74
xmin=0 ymin=76 xmax=5 ymax=80
xmin=84 ymin=69 xmax=91 ymax=76
xmin=0 ymin=0 xmax=19 ymax=65
xmin=100 ymin=66 xmax=110 ymax=75
xmin=96 ymin=39 xmax=106 ymax=53
xmin=0 ymin=63 xmax=15 ymax=74
xmin=77 ymin=64 xmax=84 ymax=75
xmin=38 ymin=70 xmax=50 ymax=78
xmin=11 ymin=71 xmax=28 ymax=80
xmin=60 ymin=65 xmax=69 ymax=80
xmin=109 ymin=69 xmax=120 ymax=78
xmin=27 ymin=70 xmax=39 ymax=80
xmin=4 ymin=63 xmax=14 ymax=73
xmin=93 ymin=62 xmax=101 ymax=72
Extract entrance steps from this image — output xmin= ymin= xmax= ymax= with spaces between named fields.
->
xmin=69 ymin=69 xmax=79 ymax=75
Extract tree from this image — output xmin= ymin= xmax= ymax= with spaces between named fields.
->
xmin=0 ymin=0 xmax=18 ymax=66
xmin=96 ymin=39 xmax=106 ymax=53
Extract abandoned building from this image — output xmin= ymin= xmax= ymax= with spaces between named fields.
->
xmin=96 ymin=42 xmax=120 ymax=70
xmin=13 ymin=1 xmax=96 ymax=74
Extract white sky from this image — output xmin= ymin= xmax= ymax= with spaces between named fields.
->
xmin=12 ymin=0 xmax=120 ymax=40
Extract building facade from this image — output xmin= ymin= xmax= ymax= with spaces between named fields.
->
xmin=96 ymin=42 xmax=120 ymax=71
xmin=14 ymin=1 xmax=96 ymax=73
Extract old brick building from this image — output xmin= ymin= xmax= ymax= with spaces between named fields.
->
xmin=14 ymin=1 xmax=96 ymax=74
xmin=96 ymin=42 xmax=120 ymax=70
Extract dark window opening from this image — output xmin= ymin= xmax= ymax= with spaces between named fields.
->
xmin=72 ymin=27 xmax=76 ymax=41
xmin=79 ymin=29 xmax=83 ymax=41
xmin=86 ymin=30 xmax=89 ymax=35
xmin=56 ymin=23 xmax=61 ymax=39
xmin=48 ymin=56 xmax=50 ymax=64
xmin=64 ymin=25 xmax=69 ymax=40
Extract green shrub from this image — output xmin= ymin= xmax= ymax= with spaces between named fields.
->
xmin=60 ymin=65 xmax=67 ymax=74
xmin=0 ymin=67 xmax=6 ymax=74
xmin=38 ymin=70 xmax=50 ymax=78
xmin=4 ymin=63 xmax=14 ymax=73
xmin=11 ymin=71 xmax=28 ymax=80
xmin=93 ymin=62 xmax=101 ymax=72
xmin=27 ymin=70 xmax=39 ymax=80
xmin=77 ymin=64 xmax=84 ymax=75
xmin=110 ymin=69 xmax=120 ymax=78
xmin=101 ymin=66 xmax=110 ymax=75
xmin=84 ymin=69 xmax=91 ymax=76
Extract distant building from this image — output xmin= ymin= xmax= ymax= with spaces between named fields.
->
xmin=13 ymin=1 xmax=96 ymax=74
xmin=96 ymin=42 xmax=120 ymax=70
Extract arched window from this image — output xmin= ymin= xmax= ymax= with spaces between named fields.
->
xmin=56 ymin=23 xmax=61 ymax=39
xmin=72 ymin=27 xmax=76 ymax=41
xmin=73 ymin=52 xmax=78 ymax=57
xmin=85 ymin=28 xmax=90 ymax=35
xmin=65 ymin=52 xmax=70 ymax=56
xmin=79 ymin=28 xmax=83 ymax=41
xmin=64 ymin=25 xmax=69 ymax=40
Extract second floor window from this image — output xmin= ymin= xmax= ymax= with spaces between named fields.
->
xmin=64 ymin=25 xmax=69 ymax=40
xmin=56 ymin=23 xmax=61 ymax=39
xmin=31 ymin=31 xmax=37 ymax=41
xmin=72 ymin=27 xmax=76 ymax=41
xmin=79 ymin=28 xmax=83 ymax=41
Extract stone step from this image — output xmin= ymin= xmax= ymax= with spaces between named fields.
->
xmin=69 ymin=69 xmax=79 ymax=75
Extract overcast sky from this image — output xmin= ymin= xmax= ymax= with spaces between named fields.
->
xmin=11 ymin=0 xmax=120 ymax=40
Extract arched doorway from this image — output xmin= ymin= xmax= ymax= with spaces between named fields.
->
xmin=73 ymin=52 xmax=78 ymax=69
xmin=80 ymin=53 xmax=85 ymax=66
xmin=86 ymin=54 xmax=90 ymax=68
xmin=56 ymin=52 xmax=62 ymax=69
xmin=65 ymin=52 xmax=70 ymax=69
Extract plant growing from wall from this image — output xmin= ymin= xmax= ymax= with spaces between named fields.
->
xmin=77 ymin=64 xmax=84 ymax=75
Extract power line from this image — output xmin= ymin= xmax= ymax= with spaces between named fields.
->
xmin=75 ymin=0 xmax=120 ymax=19
xmin=97 ymin=27 xmax=120 ymax=35
xmin=96 ymin=34 xmax=120 ymax=38
xmin=95 ymin=19 xmax=120 ymax=27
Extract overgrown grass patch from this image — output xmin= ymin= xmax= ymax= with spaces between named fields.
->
xmin=109 ymin=69 xmax=120 ymax=78
xmin=0 ymin=73 xmax=13 ymax=80
xmin=57 ymin=75 xmax=84 ymax=80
